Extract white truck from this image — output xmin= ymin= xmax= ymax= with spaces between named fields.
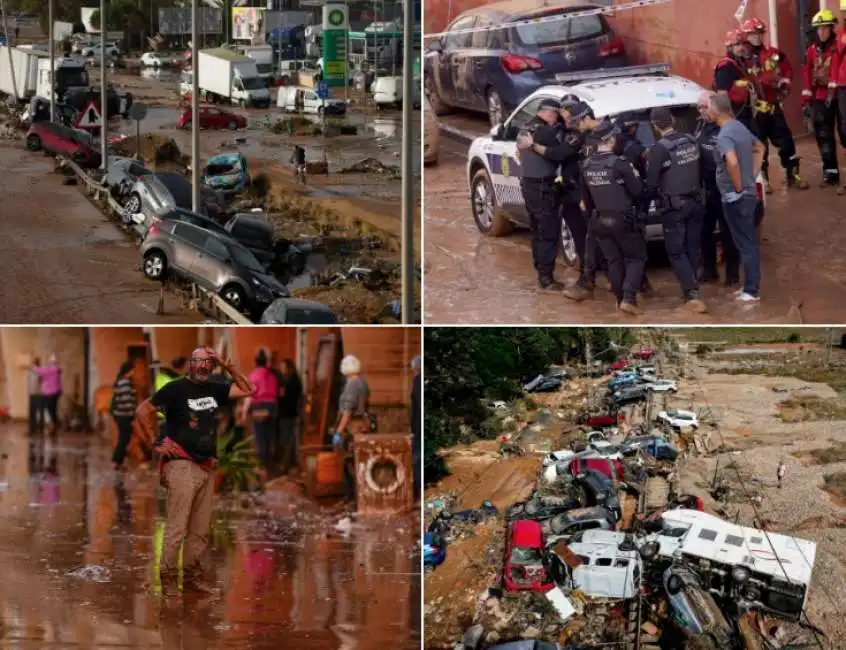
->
xmin=35 ymin=57 xmax=89 ymax=101
xmin=241 ymin=45 xmax=274 ymax=82
xmin=197 ymin=48 xmax=270 ymax=108
xmin=0 ymin=46 xmax=43 ymax=100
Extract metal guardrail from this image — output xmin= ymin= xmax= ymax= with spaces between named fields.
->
xmin=57 ymin=156 xmax=252 ymax=325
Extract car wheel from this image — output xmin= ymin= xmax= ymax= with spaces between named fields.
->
xmin=424 ymin=75 xmax=451 ymax=116
xmin=221 ymin=284 xmax=246 ymax=310
xmin=183 ymin=120 xmax=191 ymax=130
xmin=558 ymin=214 xmax=579 ymax=267
xmin=639 ymin=540 xmax=660 ymax=560
xmin=471 ymin=168 xmax=513 ymax=236
xmin=125 ymin=192 xmax=142 ymax=214
xmin=227 ymin=120 xmax=237 ymax=130
xmin=25 ymin=134 xmax=41 ymax=151
xmin=143 ymin=251 xmax=167 ymax=280
xmin=487 ymin=88 xmax=505 ymax=127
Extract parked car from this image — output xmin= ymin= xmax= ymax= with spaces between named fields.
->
xmin=560 ymin=531 xmax=643 ymax=599
xmin=657 ymin=410 xmax=699 ymax=430
xmin=259 ymin=298 xmax=339 ymax=324
xmin=424 ymin=0 xmax=630 ymax=125
xmin=21 ymin=97 xmax=77 ymax=126
xmin=608 ymin=374 xmax=639 ymax=390
xmin=609 ymin=385 xmax=649 ymax=406
xmin=222 ymin=213 xmax=278 ymax=270
xmin=140 ymin=51 xmax=166 ymax=67
xmin=489 ymin=641 xmax=562 ymax=650
xmin=635 ymin=364 xmax=656 ymax=375
xmin=423 ymin=531 xmax=447 ymax=571
xmin=140 ymin=220 xmax=289 ymax=315
xmin=102 ymin=156 xmax=152 ymax=194
xmin=645 ymin=379 xmax=678 ymax=393
xmin=81 ymin=42 xmax=120 ymax=58
xmin=547 ymin=506 xmax=616 ymax=544
xmin=25 ymin=121 xmax=101 ymax=168
xmin=621 ymin=435 xmax=679 ymax=462
xmin=503 ymin=520 xmax=554 ymax=592
xmin=585 ymin=415 xmax=617 ymax=430
xmin=277 ymin=85 xmax=347 ymax=115
xmin=573 ymin=469 xmax=621 ymax=521
xmin=423 ymin=95 xmax=440 ymax=165
xmin=437 ymin=501 xmax=499 ymax=526
xmin=179 ymin=105 xmax=247 ymax=130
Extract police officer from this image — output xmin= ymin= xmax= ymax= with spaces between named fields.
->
xmin=515 ymin=98 xmax=567 ymax=291
xmin=580 ymin=120 xmax=646 ymax=316
xmin=645 ymin=107 xmax=708 ymax=314
xmin=614 ymin=112 xmax=647 ymax=177
xmin=695 ymin=90 xmax=740 ymax=287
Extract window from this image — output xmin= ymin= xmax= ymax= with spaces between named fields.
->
xmin=470 ymin=19 xmax=490 ymax=48
xmin=750 ymin=536 xmax=763 ymax=544
xmin=444 ymin=16 xmax=476 ymax=49
xmin=506 ymin=97 xmax=546 ymax=133
xmin=577 ymin=555 xmax=590 ymax=565
xmin=514 ymin=10 xmax=607 ymax=46
xmin=614 ymin=559 xmax=630 ymax=568
xmin=510 ymin=547 xmax=542 ymax=564
xmin=229 ymin=244 xmax=266 ymax=273
xmin=306 ymin=92 xmax=317 ymax=100
xmin=204 ymin=236 xmax=229 ymax=260
xmin=596 ymin=558 xmax=612 ymax=567
xmin=725 ymin=534 xmax=745 ymax=547
xmin=174 ymin=224 xmax=208 ymax=248
xmin=698 ymin=529 xmax=718 ymax=541
xmin=579 ymin=521 xmax=602 ymax=532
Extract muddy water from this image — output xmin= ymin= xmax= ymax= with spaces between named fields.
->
xmin=0 ymin=428 xmax=420 ymax=649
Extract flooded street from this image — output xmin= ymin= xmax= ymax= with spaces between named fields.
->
xmin=424 ymin=117 xmax=846 ymax=324
xmin=0 ymin=427 xmax=421 ymax=649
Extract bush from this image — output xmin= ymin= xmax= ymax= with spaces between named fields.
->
xmin=695 ymin=343 xmax=712 ymax=357
xmin=787 ymin=332 xmax=801 ymax=343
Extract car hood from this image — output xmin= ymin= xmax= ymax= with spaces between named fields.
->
xmin=251 ymin=270 xmax=290 ymax=296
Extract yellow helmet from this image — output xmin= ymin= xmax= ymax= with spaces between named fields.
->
xmin=811 ymin=8 xmax=837 ymax=27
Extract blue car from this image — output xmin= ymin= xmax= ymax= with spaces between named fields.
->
xmin=203 ymin=152 xmax=250 ymax=194
xmin=608 ymin=375 xmax=638 ymax=390
xmin=424 ymin=0 xmax=629 ymax=126
xmin=423 ymin=532 xmax=446 ymax=571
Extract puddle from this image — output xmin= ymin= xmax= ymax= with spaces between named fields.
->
xmin=719 ymin=347 xmax=793 ymax=355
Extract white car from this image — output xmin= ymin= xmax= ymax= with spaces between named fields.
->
xmin=465 ymin=63 xmax=766 ymax=268
xmin=646 ymin=379 xmax=678 ymax=393
xmin=140 ymin=52 xmax=166 ymax=67
xmin=81 ymin=42 xmax=120 ymax=58
xmin=656 ymin=410 xmax=698 ymax=430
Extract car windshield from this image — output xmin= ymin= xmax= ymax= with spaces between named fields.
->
xmin=231 ymin=221 xmax=272 ymax=250
xmin=513 ymin=10 xmax=606 ymax=46
xmin=230 ymin=244 xmax=266 ymax=273
xmin=57 ymin=67 xmax=89 ymax=87
xmin=510 ymin=547 xmax=542 ymax=564
xmin=672 ymin=412 xmax=693 ymax=420
xmin=241 ymin=76 xmax=266 ymax=90
xmin=611 ymin=106 xmax=700 ymax=146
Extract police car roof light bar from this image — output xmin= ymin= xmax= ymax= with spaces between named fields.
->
xmin=553 ymin=62 xmax=671 ymax=85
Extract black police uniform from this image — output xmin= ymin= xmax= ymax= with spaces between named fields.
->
xmin=574 ymin=121 xmax=607 ymax=291
xmin=518 ymin=100 xmax=566 ymax=286
xmin=695 ymin=118 xmax=740 ymax=284
xmin=645 ymin=129 xmax=703 ymax=299
xmin=550 ymin=123 xmax=588 ymax=269
xmin=580 ymin=133 xmax=646 ymax=307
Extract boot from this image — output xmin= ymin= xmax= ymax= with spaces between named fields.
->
xmin=538 ymin=276 xmax=564 ymax=292
xmin=683 ymin=290 xmax=708 ymax=314
xmin=820 ymin=173 xmax=839 ymax=188
xmin=618 ymin=300 xmax=644 ymax=316
xmin=160 ymin=569 xmax=180 ymax=598
xmin=761 ymin=168 xmax=773 ymax=194
xmin=786 ymin=169 xmax=809 ymax=190
xmin=562 ymin=285 xmax=593 ymax=302
xmin=183 ymin=564 xmax=219 ymax=596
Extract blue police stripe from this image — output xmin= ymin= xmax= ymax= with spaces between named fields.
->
xmin=486 ymin=152 xmax=523 ymax=179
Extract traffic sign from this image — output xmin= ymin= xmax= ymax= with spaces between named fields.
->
xmin=76 ymin=100 xmax=102 ymax=130
xmin=316 ymin=81 xmax=329 ymax=99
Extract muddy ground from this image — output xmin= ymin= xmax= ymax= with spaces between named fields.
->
xmin=0 ymin=425 xmax=421 ymax=649
xmin=424 ymin=117 xmax=846 ymax=324
xmin=423 ymin=338 xmax=846 ymax=649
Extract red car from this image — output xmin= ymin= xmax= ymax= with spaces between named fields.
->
xmin=610 ymin=359 xmax=630 ymax=371
xmin=587 ymin=415 xmax=618 ymax=430
xmin=503 ymin=520 xmax=553 ymax=592
xmin=178 ymin=105 xmax=247 ymax=130
xmin=25 ymin=122 xmax=101 ymax=168
xmin=569 ymin=457 xmax=624 ymax=482
xmin=633 ymin=348 xmax=655 ymax=360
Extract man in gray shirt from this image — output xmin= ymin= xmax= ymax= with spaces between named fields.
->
xmin=707 ymin=92 xmax=765 ymax=302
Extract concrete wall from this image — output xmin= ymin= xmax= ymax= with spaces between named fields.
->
xmin=424 ymin=0 xmax=824 ymax=131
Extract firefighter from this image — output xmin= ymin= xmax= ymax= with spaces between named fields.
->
xmin=834 ymin=15 xmax=846 ymax=193
xmin=579 ymin=120 xmax=646 ymax=316
xmin=802 ymin=9 xmax=840 ymax=187
xmin=714 ymin=29 xmax=754 ymax=129
xmin=741 ymin=17 xmax=809 ymax=191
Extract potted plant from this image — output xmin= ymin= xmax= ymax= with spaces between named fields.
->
xmin=215 ymin=429 xmax=259 ymax=494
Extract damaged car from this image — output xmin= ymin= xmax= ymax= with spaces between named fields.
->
xmin=620 ymin=435 xmax=679 ymax=462
xmin=662 ymin=564 xmax=735 ymax=649
xmin=203 ymin=152 xmax=250 ymax=194
xmin=508 ymin=492 xmax=583 ymax=522
xmin=424 ymin=531 xmax=447 ymax=572
xmin=546 ymin=507 xmax=617 ymax=545
xmin=504 ymin=520 xmax=554 ymax=592
xmin=259 ymin=298 xmax=339 ymax=324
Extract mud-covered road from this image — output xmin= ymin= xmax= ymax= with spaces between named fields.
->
xmin=0 ymin=426 xmax=421 ymax=649
xmin=0 ymin=146 xmax=202 ymax=324
xmin=424 ymin=118 xmax=846 ymax=324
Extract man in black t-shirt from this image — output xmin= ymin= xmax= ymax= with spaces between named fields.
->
xmin=136 ymin=347 xmax=254 ymax=597
xmin=276 ymin=358 xmax=303 ymax=474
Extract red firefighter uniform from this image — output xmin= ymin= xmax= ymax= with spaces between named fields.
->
xmin=803 ymin=9 xmax=840 ymax=186
xmin=803 ymin=36 xmax=839 ymax=101
xmin=714 ymin=30 xmax=753 ymax=128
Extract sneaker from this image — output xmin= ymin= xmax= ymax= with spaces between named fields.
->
xmin=562 ymin=285 xmax=594 ymax=302
xmin=736 ymin=292 xmax=760 ymax=303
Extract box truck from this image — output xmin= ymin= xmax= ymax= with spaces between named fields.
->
xmin=0 ymin=46 xmax=43 ymax=100
xmin=197 ymin=48 xmax=270 ymax=108
xmin=241 ymin=45 xmax=274 ymax=81
xmin=35 ymin=57 xmax=89 ymax=101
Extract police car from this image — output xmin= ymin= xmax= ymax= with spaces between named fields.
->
xmin=467 ymin=63 xmax=766 ymax=266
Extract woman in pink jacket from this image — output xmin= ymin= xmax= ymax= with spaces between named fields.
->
xmin=36 ymin=354 xmax=62 ymax=434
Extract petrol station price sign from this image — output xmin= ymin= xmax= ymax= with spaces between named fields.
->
xmin=321 ymin=4 xmax=348 ymax=87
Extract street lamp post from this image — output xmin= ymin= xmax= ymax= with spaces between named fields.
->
xmin=191 ymin=0 xmax=200 ymax=212
xmin=101 ymin=0 xmax=108 ymax=174
xmin=400 ymin=0 xmax=414 ymax=322
xmin=48 ymin=0 xmax=54 ymax=121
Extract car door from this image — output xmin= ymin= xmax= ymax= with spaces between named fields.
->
xmin=466 ymin=17 xmax=495 ymax=111
xmin=190 ymin=234 xmax=231 ymax=291
xmin=439 ymin=16 xmax=476 ymax=106
xmin=168 ymin=223 xmax=208 ymax=280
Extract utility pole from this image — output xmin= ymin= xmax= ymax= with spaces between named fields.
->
xmin=100 ymin=0 xmax=108 ymax=174
xmin=399 ymin=0 xmax=413 ymax=322
xmin=191 ymin=0 xmax=200 ymax=212
xmin=48 ymin=0 xmax=54 ymax=121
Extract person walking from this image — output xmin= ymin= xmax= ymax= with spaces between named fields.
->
xmin=276 ymin=358 xmax=303 ymax=475
xmin=27 ymin=357 xmax=43 ymax=436
xmin=36 ymin=355 xmax=62 ymax=435
xmin=333 ymin=355 xmax=372 ymax=501
xmin=777 ymin=459 xmax=786 ymax=488
xmin=707 ymin=92 xmax=765 ymax=303
xmin=135 ymin=347 xmax=254 ymax=597
xmin=291 ymin=145 xmax=307 ymax=184
xmin=411 ymin=355 xmax=421 ymax=499
xmin=645 ymin=106 xmax=708 ymax=314
xmin=245 ymin=349 xmax=279 ymax=476
xmin=111 ymin=361 xmax=138 ymax=472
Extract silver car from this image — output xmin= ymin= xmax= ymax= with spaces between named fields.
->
xmin=122 ymin=172 xmax=226 ymax=226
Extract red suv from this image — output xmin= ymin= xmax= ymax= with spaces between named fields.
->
xmin=179 ymin=105 xmax=247 ymax=130
xmin=569 ymin=457 xmax=624 ymax=482
xmin=503 ymin=520 xmax=553 ymax=592
xmin=25 ymin=122 xmax=101 ymax=168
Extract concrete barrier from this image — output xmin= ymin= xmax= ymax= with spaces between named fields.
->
xmin=57 ymin=156 xmax=252 ymax=325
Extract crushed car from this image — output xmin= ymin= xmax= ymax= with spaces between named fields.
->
xmin=504 ymin=520 xmax=554 ymax=592
xmin=203 ymin=151 xmax=250 ymax=194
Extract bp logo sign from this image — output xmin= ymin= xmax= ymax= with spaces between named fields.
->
xmin=328 ymin=9 xmax=345 ymax=26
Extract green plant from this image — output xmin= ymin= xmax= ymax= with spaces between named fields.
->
xmin=787 ymin=332 xmax=801 ymax=343
xmin=216 ymin=429 xmax=259 ymax=493
xmin=695 ymin=343 xmax=712 ymax=356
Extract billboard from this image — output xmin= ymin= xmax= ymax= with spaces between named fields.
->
xmin=232 ymin=7 xmax=265 ymax=41
xmin=158 ymin=8 xmax=223 ymax=35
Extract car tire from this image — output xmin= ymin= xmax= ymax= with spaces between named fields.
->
xmin=227 ymin=120 xmax=237 ymax=130
xmin=26 ymin=134 xmax=41 ymax=151
xmin=471 ymin=168 xmax=513 ymax=236
xmin=639 ymin=540 xmax=660 ymax=560
xmin=487 ymin=88 xmax=506 ymax=127
xmin=666 ymin=572 xmax=684 ymax=595
xmin=143 ymin=251 xmax=167 ymax=280
xmin=221 ymin=284 xmax=246 ymax=310
xmin=424 ymin=75 xmax=451 ymax=116
xmin=125 ymin=192 xmax=142 ymax=215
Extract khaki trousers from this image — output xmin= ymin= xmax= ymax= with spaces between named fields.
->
xmin=161 ymin=460 xmax=214 ymax=576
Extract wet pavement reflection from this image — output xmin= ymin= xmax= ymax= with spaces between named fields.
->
xmin=0 ymin=427 xmax=421 ymax=649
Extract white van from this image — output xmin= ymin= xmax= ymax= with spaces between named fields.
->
xmin=276 ymin=85 xmax=346 ymax=116
xmin=372 ymin=75 xmax=421 ymax=107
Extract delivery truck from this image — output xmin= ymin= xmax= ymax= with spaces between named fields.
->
xmin=197 ymin=48 xmax=270 ymax=108
xmin=241 ymin=45 xmax=274 ymax=82
xmin=36 ymin=57 xmax=89 ymax=101
xmin=0 ymin=46 xmax=43 ymax=100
